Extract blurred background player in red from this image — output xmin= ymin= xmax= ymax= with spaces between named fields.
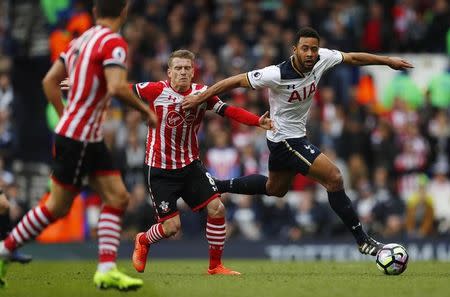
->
xmin=0 ymin=0 xmax=157 ymax=290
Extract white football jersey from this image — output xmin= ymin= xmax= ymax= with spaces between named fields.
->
xmin=247 ymin=48 xmax=343 ymax=142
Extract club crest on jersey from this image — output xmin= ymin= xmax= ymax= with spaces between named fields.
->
xmin=159 ymin=201 xmax=170 ymax=213
xmin=166 ymin=110 xmax=195 ymax=128
xmin=252 ymin=71 xmax=262 ymax=80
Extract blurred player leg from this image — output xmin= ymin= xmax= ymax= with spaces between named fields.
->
xmin=89 ymin=174 xmax=143 ymax=290
xmin=0 ymin=182 xmax=75 ymax=287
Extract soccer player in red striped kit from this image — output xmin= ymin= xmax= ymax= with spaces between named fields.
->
xmin=0 ymin=0 xmax=157 ymax=290
xmin=131 ymin=50 xmax=273 ymax=275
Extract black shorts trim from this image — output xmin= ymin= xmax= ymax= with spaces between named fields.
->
xmin=51 ymin=176 xmax=80 ymax=193
xmin=192 ymin=193 xmax=220 ymax=212
xmin=158 ymin=211 xmax=180 ymax=223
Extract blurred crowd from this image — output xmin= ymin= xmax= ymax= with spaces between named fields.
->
xmin=0 ymin=0 xmax=449 ymax=243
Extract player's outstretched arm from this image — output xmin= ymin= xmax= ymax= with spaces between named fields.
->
xmin=341 ymin=52 xmax=414 ymax=70
xmin=105 ymin=67 xmax=158 ymax=127
xmin=182 ymin=73 xmax=249 ymax=110
xmin=220 ymin=105 xmax=273 ymax=131
xmin=42 ymin=59 xmax=67 ymax=117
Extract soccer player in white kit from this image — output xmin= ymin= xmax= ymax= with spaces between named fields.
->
xmin=182 ymin=27 xmax=413 ymax=256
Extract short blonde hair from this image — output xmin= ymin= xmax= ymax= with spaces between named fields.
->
xmin=168 ymin=50 xmax=195 ymax=67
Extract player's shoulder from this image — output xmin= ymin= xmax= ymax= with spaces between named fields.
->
xmin=99 ymin=30 xmax=127 ymax=51
xmin=318 ymin=47 xmax=342 ymax=59
xmin=277 ymin=57 xmax=302 ymax=80
xmin=136 ymin=80 xmax=167 ymax=90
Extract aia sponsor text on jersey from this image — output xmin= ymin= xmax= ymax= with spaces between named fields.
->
xmin=287 ymin=81 xmax=316 ymax=102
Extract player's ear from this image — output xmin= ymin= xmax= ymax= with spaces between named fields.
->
xmin=292 ymin=45 xmax=297 ymax=54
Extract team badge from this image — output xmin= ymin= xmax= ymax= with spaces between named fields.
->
xmin=252 ymin=71 xmax=262 ymax=80
xmin=159 ymin=201 xmax=170 ymax=213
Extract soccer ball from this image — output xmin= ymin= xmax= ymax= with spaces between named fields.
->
xmin=375 ymin=243 xmax=409 ymax=275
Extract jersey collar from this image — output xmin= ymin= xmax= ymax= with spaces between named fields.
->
xmin=168 ymin=81 xmax=192 ymax=96
xmin=290 ymin=56 xmax=305 ymax=78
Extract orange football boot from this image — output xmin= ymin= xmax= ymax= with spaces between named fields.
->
xmin=207 ymin=264 xmax=241 ymax=275
xmin=132 ymin=233 xmax=149 ymax=273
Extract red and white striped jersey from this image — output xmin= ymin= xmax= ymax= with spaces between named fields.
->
xmin=56 ymin=25 xmax=128 ymax=142
xmin=133 ymin=81 xmax=226 ymax=169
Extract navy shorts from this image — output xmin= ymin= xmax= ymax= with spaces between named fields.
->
xmin=267 ymin=137 xmax=321 ymax=175
xmin=146 ymin=160 xmax=220 ymax=222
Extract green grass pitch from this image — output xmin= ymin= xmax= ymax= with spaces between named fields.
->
xmin=3 ymin=260 xmax=450 ymax=297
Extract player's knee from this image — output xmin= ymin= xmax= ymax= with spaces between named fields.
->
xmin=163 ymin=219 xmax=181 ymax=236
xmin=326 ymin=168 xmax=343 ymax=192
xmin=207 ymin=198 xmax=225 ymax=217
xmin=109 ymin=190 xmax=130 ymax=210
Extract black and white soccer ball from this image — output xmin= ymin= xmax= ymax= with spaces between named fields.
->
xmin=376 ymin=243 xmax=409 ymax=275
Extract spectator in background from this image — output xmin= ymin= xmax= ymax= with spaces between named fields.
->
xmin=406 ymin=174 xmax=435 ymax=238
xmin=362 ymin=2 xmax=390 ymax=52
xmin=0 ymin=72 xmax=13 ymax=114
xmin=206 ymin=130 xmax=241 ymax=180
xmin=261 ymin=196 xmax=295 ymax=240
xmin=424 ymin=0 xmax=450 ymax=53
xmin=124 ymin=132 xmax=145 ymax=189
xmin=427 ymin=110 xmax=450 ymax=167
xmin=291 ymin=187 xmax=330 ymax=240
xmin=371 ymin=166 xmax=405 ymax=238
xmin=428 ymin=162 xmax=450 ymax=235
xmin=353 ymin=177 xmax=376 ymax=231
xmin=228 ymin=195 xmax=262 ymax=240
xmin=370 ymin=119 xmax=396 ymax=173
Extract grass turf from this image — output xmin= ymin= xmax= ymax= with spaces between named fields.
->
xmin=2 ymin=260 xmax=450 ymax=297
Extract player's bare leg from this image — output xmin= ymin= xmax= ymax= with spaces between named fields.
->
xmin=205 ymin=197 xmax=240 ymax=275
xmin=307 ymin=153 xmax=383 ymax=255
xmin=90 ymin=175 xmax=143 ymax=290
xmin=266 ymin=170 xmax=296 ymax=197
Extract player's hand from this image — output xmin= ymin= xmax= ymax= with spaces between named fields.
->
xmin=145 ymin=110 xmax=158 ymax=128
xmin=259 ymin=111 xmax=274 ymax=131
xmin=387 ymin=57 xmax=414 ymax=70
xmin=60 ymin=78 xmax=71 ymax=91
xmin=182 ymin=94 xmax=202 ymax=110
